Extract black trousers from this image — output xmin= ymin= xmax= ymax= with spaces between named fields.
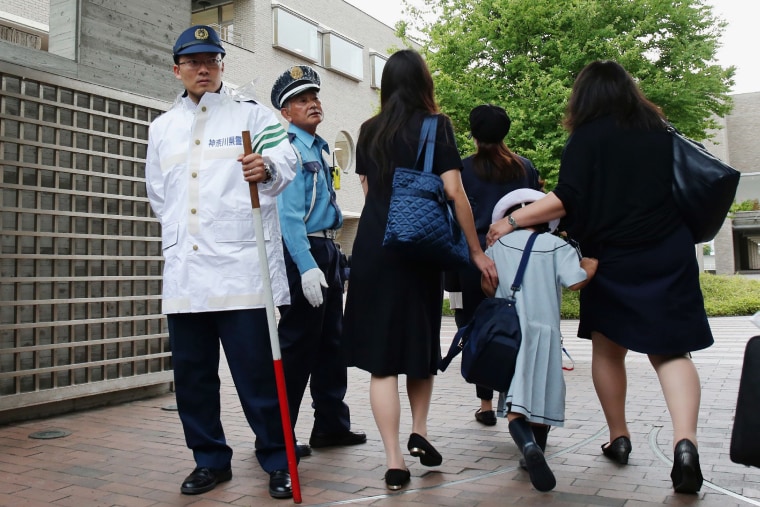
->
xmin=278 ymin=237 xmax=351 ymax=435
xmin=168 ymin=309 xmax=291 ymax=472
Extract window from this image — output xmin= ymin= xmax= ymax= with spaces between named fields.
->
xmin=333 ymin=131 xmax=354 ymax=172
xmin=191 ymin=2 xmax=239 ymax=46
xmin=370 ymin=52 xmax=387 ymax=89
xmin=323 ymin=32 xmax=364 ymax=81
xmin=272 ymin=6 xmax=320 ymax=63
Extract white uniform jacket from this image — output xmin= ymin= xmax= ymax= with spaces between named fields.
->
xmin=145 ymin=86 xmax=297 ymax=314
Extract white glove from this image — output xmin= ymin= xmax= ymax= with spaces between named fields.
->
xmin=301 ymin=268 xmax=328 ymax=307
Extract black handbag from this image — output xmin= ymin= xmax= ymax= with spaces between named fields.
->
xmin=730 ymin=335 xmax=760 ymax=468
xmin=439 ymin=232 xmax=539 ymax=392
xmin=668 ymin=124 xmax=740 ymax=244
xmin=383 ymin=116 xmax=470 ymax=269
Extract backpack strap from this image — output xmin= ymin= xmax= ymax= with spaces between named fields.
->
xmin=509 ymin=231 xmax=539 ymax=297
xmin=440 ymin=321 xmax=468 ymax=371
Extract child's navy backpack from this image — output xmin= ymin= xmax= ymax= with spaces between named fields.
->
xmin=439 ymin=232 xmax=538 ymax=393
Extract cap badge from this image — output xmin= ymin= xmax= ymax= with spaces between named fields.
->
xmin=194 ymin=28 xmax=209 ymax=40
xmin=290 ymin=66 xmax=304 ymax=80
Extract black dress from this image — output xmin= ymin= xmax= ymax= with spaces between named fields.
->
xmin=342 ymin=112 xmax=463 ymax=378
xmin=553 ymin=115 xmax=713 ymax=355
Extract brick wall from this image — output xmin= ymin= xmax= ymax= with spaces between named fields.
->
xmin=2 ymin=0 xmax=50 ymax=26
xmin=726 ymin=92 xmax=760 ymax=174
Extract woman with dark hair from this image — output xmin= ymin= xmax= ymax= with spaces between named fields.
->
xmin=342 ymin=49 xmax=497 ymax=491
xmin=486 ymin=60 xmax=713 ymax=494
xmin=446 ymin=104 xmax=541 ymax=425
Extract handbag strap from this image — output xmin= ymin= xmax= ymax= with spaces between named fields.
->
xmin=510 ymin=231 xmax=539 ymax=297
xmin=415 ymin=115 xmax=438 ymax=174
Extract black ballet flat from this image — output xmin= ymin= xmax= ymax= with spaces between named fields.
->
xmin=384 ymin=468 xmax=411 ymax=490
xmin=671 ymin=439 xmax=703 ymax=494
xmin=601 ymin=435 xmax=632 ymax=465
xmin=407 ymin=433 xmax=443 ymax=467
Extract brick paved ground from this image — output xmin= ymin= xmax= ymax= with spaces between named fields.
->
xmin=1 ymin=316 xmax=759 ymax=506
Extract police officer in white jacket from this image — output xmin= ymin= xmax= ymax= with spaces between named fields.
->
xmin=145 ymin=25 xmax=297 ymax=499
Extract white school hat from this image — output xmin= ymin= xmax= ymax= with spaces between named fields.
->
xmin=491 ymin=188 xmax=560 ymax=233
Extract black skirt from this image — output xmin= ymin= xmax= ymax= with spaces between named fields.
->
xmin=578 ymin=224 xmax=713 ymax=355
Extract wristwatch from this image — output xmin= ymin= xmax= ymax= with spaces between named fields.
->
xmin=507 ymin=214 xmax=519 ymax=228
xmin=263 ymin=162 xmax=273 ymax=183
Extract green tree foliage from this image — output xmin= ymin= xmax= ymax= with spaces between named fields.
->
xmin=400 ymin=0 xmax=735 ymax=188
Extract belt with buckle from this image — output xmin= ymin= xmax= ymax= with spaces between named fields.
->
xmin=307 ymin=229 xmax=338 ymax=240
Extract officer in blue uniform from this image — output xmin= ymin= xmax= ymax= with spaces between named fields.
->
xmin=271 ymin=66 xmax=366 ymax=455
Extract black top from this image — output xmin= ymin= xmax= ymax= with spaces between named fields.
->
xmin=444 ymin=153 xmax=541 ymax=316
xmin=553 ymin=115 xmax=681 ymax=248
xmin=460 ymin=154 xmax=541 ymax=248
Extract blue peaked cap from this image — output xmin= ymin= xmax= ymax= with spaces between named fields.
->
xmin=173 ymin=25 xmax=225 ymax=60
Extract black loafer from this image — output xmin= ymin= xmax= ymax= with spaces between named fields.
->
xmin=601 ymin=435 xmax=632 ymax=465
xmin=522 ymin=442 xmax=556 ymax=492
xmin=268 ymin=469 xmax=293 ymax=499
xmin=180 ymin=466 xmax=232 ymax=495
xmin=671 ymin=439 xmax=703 ymax=494
xmin=309 ymin=430 xmax=367 ymax=448
xmin=475 ymin=409 xmax=497 ymax=426
xmin=407 ymin=433 xmax=443 ymax=466
xmin=384 ymin=468 xmax=411 ymax=490
xmin=297 ymin=440 xmax=312 ymax=457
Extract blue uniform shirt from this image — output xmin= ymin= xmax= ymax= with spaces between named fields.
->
xmin=277 ymin=124 xmax=343 ymax=274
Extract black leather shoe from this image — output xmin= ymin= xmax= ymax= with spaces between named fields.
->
xmin=268 ymin=470 xmax=293 ymax=499
xmin=671 ymin=439 xmax=703 ymax=494
xmin=407 ymin=433 xmax=443 ymax=466
xmin=475 ymin=409 xmax=497 ymax=426
xmin=180 ymin=467 xmax=232 ymax=495
xmin=601 ymin=435 xmax=632 ymax=465
xmin=309 ymin=430 xmax=367 ymax=448
xmin=520 ymin=425 xmax=550 ymax=469
xmin=297 ymin=440 xmax=312 ymax=457
xmin=384 ymin=468 xmax=411 ymax=490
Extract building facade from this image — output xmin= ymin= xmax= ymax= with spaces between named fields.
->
xmin=0 ymin=0 xmax=408 ymax=422
xmin=0 ymin=0 xmax=757 ymax=421
xmin=702 ymin=92 xmax=760 ymax=274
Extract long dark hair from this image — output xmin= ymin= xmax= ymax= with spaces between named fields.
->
xmin=564 ymin=60 xmax=665 ymax=132
xmin=358 ymin=50 xmax=439 ymax=179
xmin=471 ymin=142 xmax=525 ymax=183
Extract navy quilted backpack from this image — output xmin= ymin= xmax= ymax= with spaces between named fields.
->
xmin=439 ymin=232 xmax=538 ymax=392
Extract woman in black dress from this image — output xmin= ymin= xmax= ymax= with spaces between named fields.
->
xmin=342 ymin=50 xmax=497 ymax=491
xmin=486 ymin=60 xmax=713 ymax=494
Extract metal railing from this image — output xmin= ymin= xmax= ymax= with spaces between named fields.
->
xmin=0 ymin=61 xmax=173 ymax=412
xmin=210 ymin=23 xmax=242 ymax=48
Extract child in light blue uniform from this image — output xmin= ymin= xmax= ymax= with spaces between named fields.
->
xmin=482 ymin=188 xmax=598 ymax=492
